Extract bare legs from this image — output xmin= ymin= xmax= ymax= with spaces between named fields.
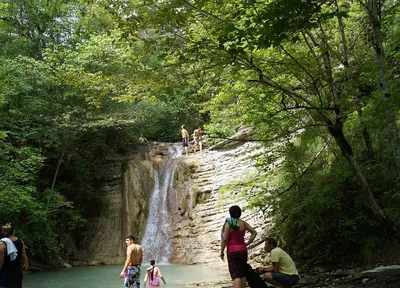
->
xmin=193 ymin=141 xmax=202 ymax=154
xmin=233 ymin=277 xmax=246 ymax=288
xmin=264 ymin=273 xmax=288 ymax=288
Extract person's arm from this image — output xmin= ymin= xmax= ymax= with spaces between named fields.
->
xmin=139 ymin=247 xmax=143 ymax=265
xmin=0 ymin=242 xmax=5 ymax=269
xmin=255 ymin=263 xmax=279 ymax=274
xmin=143 ymin=270 xmax=149 ymax=285
xmin=271 ymin=262 xmax=279 ymax=272
xmin=244 ymin=221 xmax=257 ymax=246
xmin=21 ymin=240 xmax=29 ymax=271
xmin=157 ymin=267 xmax=167 ymax=284
xmin=220 ymin=223 xmax=230 ymax=260
xmin=120 ymin=246 xmax=132 ymax=277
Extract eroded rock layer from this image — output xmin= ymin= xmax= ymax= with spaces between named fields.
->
xmin=170 ymin=140 xmax=271 ymax=264
xmin=84 ymin=135 xmax=270 ymax=265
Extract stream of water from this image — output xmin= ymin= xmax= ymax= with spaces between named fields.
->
xmin=141 ymin=144 xmax=182 ymax=263
xmin=24 ymin=264 xmax=228 ymax=288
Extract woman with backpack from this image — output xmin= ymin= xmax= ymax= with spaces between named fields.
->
xmin=144 ymin=260 xmax=166 ymax=286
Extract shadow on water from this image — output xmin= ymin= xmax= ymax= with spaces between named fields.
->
xmin=24 ymin=264 xmax=228 ymax=288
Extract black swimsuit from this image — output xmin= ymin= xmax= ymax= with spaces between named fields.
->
xmin=3 ymin=238 xmax=23 ymax=288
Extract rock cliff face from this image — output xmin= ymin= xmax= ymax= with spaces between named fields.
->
xmin=83 ymin=157 xmax=154 ymax=264
xmin=170 ymin=137 xmax=271 ymax=264
xmin=82 ymin=142 xmax=183 ymax=264
xmin=84 ymin=132 xmax=270 ymax=265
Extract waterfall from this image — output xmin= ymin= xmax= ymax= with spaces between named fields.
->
xmin=168 ymin=143 xmax=183 ymax=158
xmin=141 ymin=145 xmax=181 ymax=264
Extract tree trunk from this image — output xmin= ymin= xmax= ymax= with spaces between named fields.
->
xmin=356 ymin=98 xmax=375 ymax=156
xmin=51 ymin=149 xmax=66 ymax=190
xmin=318 ymin=24 xmax=385 ymax=220
xmin=46 ymin=149 xmax=66 ymax=211
xmin=367 ymin=0 xmax=400 ymax=168
xmin=328 ymin=123 xmax=386 ymax=220
xmin=335 ymin=0 xmax=374 ymax=156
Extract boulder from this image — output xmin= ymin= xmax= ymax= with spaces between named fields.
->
xmin=362 ymin=265 xmax=400 ymax=280
xmin=63 ymin=263 xmax=73 ymax=269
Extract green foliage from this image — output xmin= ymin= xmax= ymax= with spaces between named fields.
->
xmin=1 ymin=0 xmax=400 ymax=266
xmin=0 ymin=0 xmax=211 ymax=263
xmin=0 ymin=131 xmax=85 ymax=260
xmin=143 ymin=0 xmax=400 ymax=264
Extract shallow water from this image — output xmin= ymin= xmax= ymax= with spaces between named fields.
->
xmin=24 ymin=264 xmax=228 ymax=288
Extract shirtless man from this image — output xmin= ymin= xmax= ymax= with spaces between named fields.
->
xmin=120 ymin=235 xmax=143 ymax=288
xmin=181 ymin=125 xmax=189 ymax=156
xmin=192 ymin=127 xmax=203 ymax=153
xmin=139 ymin=135 xmax=148 ymax=143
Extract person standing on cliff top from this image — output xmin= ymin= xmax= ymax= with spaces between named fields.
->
xmin=120 ymin=235 xmax=143 ymax=288
xmin=181 ymin=125 xmax=189 ymax=156
xmin=139 ymin=135 xmax=148 ymax=143
xmin=192 ymin=127 xmax=203 ymax=153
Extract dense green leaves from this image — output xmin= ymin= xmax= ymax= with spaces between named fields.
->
xmin=134 ymin=0 xmax=400 ymax=261
xmin=1 ymin=0 xmax=400 ymax=264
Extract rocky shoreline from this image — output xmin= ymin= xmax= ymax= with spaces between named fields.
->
xmin=27 ymin=259 xmax=400 ymax=288
xmin=184 ymin=264 xmax=400 ymax=288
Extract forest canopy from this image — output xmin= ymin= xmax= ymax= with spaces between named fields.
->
xmin=1 ymin=0 xmax=400 ymax=264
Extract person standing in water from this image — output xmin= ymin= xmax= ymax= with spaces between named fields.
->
xmin=192 ymin=127 xmax=203 ymax=153
xmin=0 ymin=223 xmax=29 ymax=288
xmin=181 ymin=125 xmax=189 ymax=156
xmin=120 ymin=235 xmax=143 ymax=288
xmin=144 ymin=259 xmax=167 ymax=286
xmin=220 ymin=206 xmax=257 ymax=288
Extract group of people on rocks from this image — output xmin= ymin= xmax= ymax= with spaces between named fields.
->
xmin=181 ymin=125 xmax=203 ymax=156
xmin=0 ymin=223 xmax=29 ymax=288
xmin=139 ymin=125 xmax=204 ymax=157
xmin=119 ymin=235 xmax=166 ymax=288
xmin=221 ymin=205 xmax=300 ymax=288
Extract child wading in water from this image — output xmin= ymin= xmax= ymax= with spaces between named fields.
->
xmin=144 ymin=260 xmax=167 ymax=286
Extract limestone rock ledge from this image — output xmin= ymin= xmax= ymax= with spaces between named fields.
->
xmin=82 ymin=156 xmax=154 ymax=264
xmin=170 ymin=138 xmax=271 ymax=264
xmin=82 ymin=132 xmax=271 ymax=265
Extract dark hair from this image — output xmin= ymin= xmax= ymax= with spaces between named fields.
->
xmin=266 ymin=237 xmax=278 ymax=248
xmin=126 ymin=234 xmax=135 ymax=241
xmin=2 ymin=223 xmax=15 ymax=237
xmin=229 ymin=205 xmax=242 ymax=219
xmin=150 ymin=259 xmax=156 ymax=281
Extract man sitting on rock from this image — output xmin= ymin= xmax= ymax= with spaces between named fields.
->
xmin=255 ymin=237 xmax=300 ymax=288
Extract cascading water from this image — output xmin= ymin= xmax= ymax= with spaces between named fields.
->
xmin=141 ymin=144 xmax=182 ymax=263
xmin=168 ymin=143 xmax=184 ymax=158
